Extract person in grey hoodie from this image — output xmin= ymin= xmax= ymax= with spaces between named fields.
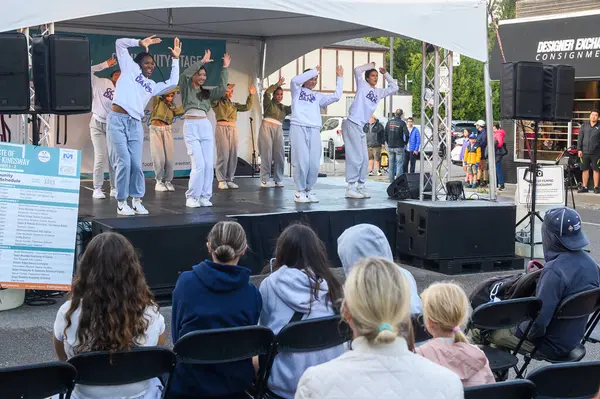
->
xmin=259 ymin=224 xmax=344 ymax=398
xmin=337 ymin=223 xmax=422 ymax=315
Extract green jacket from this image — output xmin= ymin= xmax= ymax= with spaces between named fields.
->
xmin=150 ymin=96 xmax=184 ymax=125
xmin=263 ymin=84 xmax=291 ymax=122
xmin=211 ymin=94 xmax=253 ymax=122
xmin=178 ymin=60 xmax=228 ymax=114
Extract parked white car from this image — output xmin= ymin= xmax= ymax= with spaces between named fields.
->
xmin=320 ymin=117 xmax=345 ymax=157
xmin=451 ymin=136 xmax=467 ymax=165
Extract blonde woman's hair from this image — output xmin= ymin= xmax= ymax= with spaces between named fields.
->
xmin=207 ymin=221 xmax=248 ymax=263
xmin=343 ymin=257 xmax=410 ymax=345
xmin=421 ymin=282 xmax=471 ymax=344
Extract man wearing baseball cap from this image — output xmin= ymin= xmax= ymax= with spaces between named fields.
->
xmin=489 ymin=207 xmax=599 ymax=358
xmin=475 ymin=120 xmax=488 ymax=187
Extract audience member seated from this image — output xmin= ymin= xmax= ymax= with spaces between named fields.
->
xmin=259 ymin=224 xmax=344 ymax=398
xmin=473 ymin=207 xmax=600 ymax=358
xmin=53 ymin=232 xmax=166 ymax=399
xmin=169 ymin=221 xmax=262 ymax=399
xmin=337 ymin=223 xmax=422 ymax=314
xmin=416 ymin=282 xmax=494 ymax=387
xmin=295 ymin=257 xmax=463 ymax=399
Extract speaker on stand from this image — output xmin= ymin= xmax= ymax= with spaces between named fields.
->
xmin=0 ymin=33 xmax=30 ymax=114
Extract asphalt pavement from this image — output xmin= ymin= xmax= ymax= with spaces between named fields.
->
xmin=2 ymin=164 xmax=600 ymax=376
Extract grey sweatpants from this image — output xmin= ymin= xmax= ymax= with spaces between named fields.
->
xmin=342 ymin=119 xmax=368 ymax=184
xmin=259 ymin=121 xmax=285 ymax=183
xmin=290 ymin=124 xmax=321 ymax=191
xmin=215 ymin=125 xmax=238 ymax=182
xmin=149 ymin=125 xmax=174 ymax=183
xmin=89 ymin=118 xmax=115 ymax=190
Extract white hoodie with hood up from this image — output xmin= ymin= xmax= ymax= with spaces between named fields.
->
xmin=259 ymin=265 xmax=344 ymax=399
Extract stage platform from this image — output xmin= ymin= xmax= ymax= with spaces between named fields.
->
xmin=79 ymin=176 xmax=398 ymax=296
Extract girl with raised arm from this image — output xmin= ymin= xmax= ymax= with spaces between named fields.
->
xmin=343 ymin=63 xmax=398 ymax=199
xmin=178 ymin=50 xmax=229 ymax=208
xmin=259 ymin=77 xmax=291 ymax=188
xmin=108 ymin=35 xmax=181 ymax=216
xmin=290 ymin=66 xmax=343 ymax=203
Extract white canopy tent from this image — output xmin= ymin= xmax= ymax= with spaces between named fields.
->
xmin=0 ymin=0 xmax=496 ymax=199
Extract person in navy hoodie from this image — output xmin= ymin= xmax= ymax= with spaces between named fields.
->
xmin=169 ymin=221 xmax=262 ymax=399
xmin=477 ymin=207 xmax=600 ymax=359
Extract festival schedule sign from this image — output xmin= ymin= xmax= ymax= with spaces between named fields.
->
xmin=0 ymin=144 xmax=81 ymax=291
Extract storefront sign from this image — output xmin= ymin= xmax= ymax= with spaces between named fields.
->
xmin=491 ymin=13 xmax=600 ymax=80
xmin=0 ymin=144 xmax=81 ymax=291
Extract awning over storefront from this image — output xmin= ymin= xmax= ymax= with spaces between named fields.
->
xmin=491 ymin=10 xmax=600 ymax=80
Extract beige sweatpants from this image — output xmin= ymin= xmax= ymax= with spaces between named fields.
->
xmin=149 ymin=125 xmax=174 ymax=183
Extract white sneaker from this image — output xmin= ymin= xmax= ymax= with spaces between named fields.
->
xmin=218 ymin=182 xmax=229 ymax=190
xmin=345 ymin=184 xmax=364 ymax=199
xmin=110 ymin=188 xmax=117 ymax=197
xmin=117 ymin=201 xmax=135 ymax=216
xmin=274 ymin=181 xmax=284 ymax=188
xmin=261 ymin=181 xmax=275 ymax=188
xmin=294 ymin=191 xmax=310 ymax=203
xmin=132 ymin=198 xmax=149 ymax=215
xmin=199 ymin=197 xmax=213 ymax=207
xmin=165 ymin=182 xmax=175 ymax=192
xmin=307 ymin=191 xmax=319 ymax=203
xmin=227 ymin=181 xmax=239 ymax=189
xmin=186 ymin=197 xmax=201 ymax=208
xmin=92 ymin=189 xmax=106 ymax=199
xmin=357 ymin=184 xmax=371 ymax=198
xmin=155 ymin=182 xmax=168 ymax=192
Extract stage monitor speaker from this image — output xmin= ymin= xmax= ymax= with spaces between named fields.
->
xmin=542 ymin=65 xmax=575 ymax=122
xmin=501 ymin=61 xmax=544 ymax=120
xmin=387 ymin=173 xmax=431 ymax=200
xmin=396 ymin=201 xmax=516 ymax=260
xmin=32 ymin=34 xmax=91 ymax=114
xmin=0 ymin=33 xmax=29 ymax=113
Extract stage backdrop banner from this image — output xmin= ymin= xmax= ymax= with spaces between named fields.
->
xmin=0 ymin=143 xmax=81 ymax=291
xmin=56 ymin=32 xmax=226 ymax=179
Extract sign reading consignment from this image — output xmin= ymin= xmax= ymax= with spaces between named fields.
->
xmin=0 ymin=144 xmax=81 ymax=291
xmin=491 ymin=13 xmax=600 ymax=80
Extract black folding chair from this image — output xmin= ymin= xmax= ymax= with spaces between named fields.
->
xmin=68 ymin=347 xmax=176 ymax=395
xmin=517 ymin=287 xmax=600 ymax=377
xmin=581 ymin=296 xmax=600 ymax=344
xmin=262 ymin=315 xmax=351 ymax=399
xmin=527 ymin=361 xmax=600 ymax=399
xmin=464 ymin=380 xmax=536 ymax=399
xmin=465 ymin=297 xmax=542 ymax=378
xmin=171 ymin=326 xmax=275 ymax=398
xmin=0 ymin=361 xmax=76 ymax=399
xmin=412 ymin=314 xmax=433 ymax=345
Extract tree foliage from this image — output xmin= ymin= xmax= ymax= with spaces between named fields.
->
xmin=368 ymin=0 xmax=516 ymax=122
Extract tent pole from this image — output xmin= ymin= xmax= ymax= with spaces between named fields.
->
xmin=389 ymin=37 xmax=394 ymax=116
xmin=484 ymin=61 xmax=497 ymax=200
xmin=258 ymin=38 xmax=267 ymax=99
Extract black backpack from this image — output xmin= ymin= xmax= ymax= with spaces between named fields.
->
xmin=469 ymin=269 xmax=543 ymax=310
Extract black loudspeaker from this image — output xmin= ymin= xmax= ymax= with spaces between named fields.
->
xmin=501 ymin=61 xmax=544 ymax=120
xmin=396 ymin=201 xmax=516 ymax=260
xmin=235 ymin=157 xmax=257 ymax=176
xmin=387 ymin=173 xmax=431 ymax=200
xmin=542 ymin=65 xmax=575 ymax=122
xmin=0 ymin=33 xmax=29 ymax=113
xmin=32 ymin=34 xmax=91 ymax=114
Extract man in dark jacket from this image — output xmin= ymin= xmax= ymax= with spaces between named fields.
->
xmin=384 ymin=109 xmax=410 ymax=183
xmin=489 ymin=207 xmax=599 ymax=358
xmin=363 ymin=115 xmax=385 ymax=176
xmin=577 ymin=110 xmax=600 ymax=193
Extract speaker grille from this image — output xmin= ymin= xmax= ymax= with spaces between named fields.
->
xmin=0 ymin=33 xmax=29 ymax=113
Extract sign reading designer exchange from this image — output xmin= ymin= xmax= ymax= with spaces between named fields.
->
xmin=0 ymin=144 xmax=81 ymax=291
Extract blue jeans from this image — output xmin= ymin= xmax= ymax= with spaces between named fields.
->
xmin=496 ymin=159 xmax=505 ymax=186
xmin=388 ymin=147 xmax=405 ymax=183
xmin=106 ymin=111 xmax=145 ymax=201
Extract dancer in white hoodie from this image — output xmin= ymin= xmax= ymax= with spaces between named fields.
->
xmin=259 ymin=224 xmax=344 ymax=398
xmin=289 ymin=66 xmax=343 ymax=203
xmin=343 ymin=63 xmax=398 ymax=199
xmin=108 ymin=35 xmax=181 ymax=216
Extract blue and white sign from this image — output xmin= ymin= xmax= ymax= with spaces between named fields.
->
xmin=0 ymin=144 xmax=81 ymax=291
